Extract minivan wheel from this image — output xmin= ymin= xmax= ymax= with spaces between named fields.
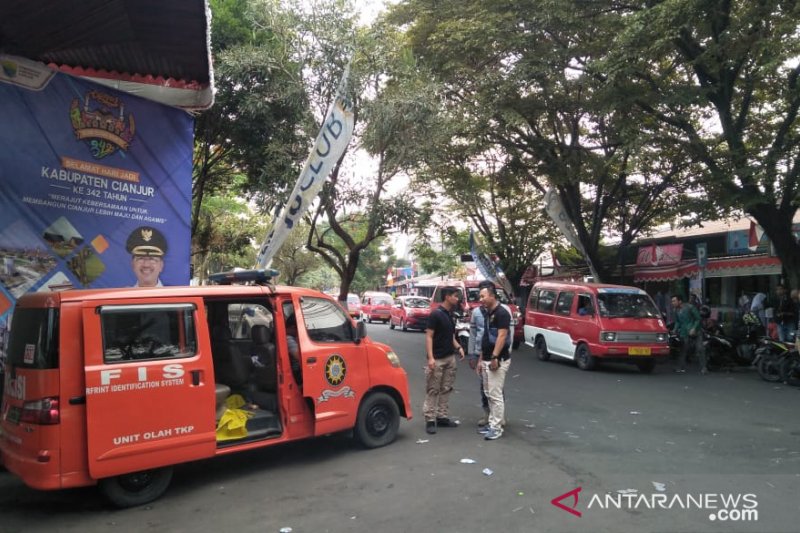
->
xmin=535 ymin=337 xmax=550 ymax=361
xmin=99 ymin=466 xmax=174 ymax=508
xmin=389 ymin=319 xmax=395 ymax=330
xmin=354 ymin=392 xmax=400 ymax=449
xmin=575 ymin=344 xmax=596 ymax=371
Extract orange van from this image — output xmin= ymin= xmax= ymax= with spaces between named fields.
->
xmin=524 ymin=281 xmax=669 ymax=373
xmin=0 ymin=270 xmax=412 ymax=507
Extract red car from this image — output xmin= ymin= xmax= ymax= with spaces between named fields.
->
xmin=464 ymin=279 xmax=524 ymax=349
xmin=390 ymin=296 xmax=432 ymax=331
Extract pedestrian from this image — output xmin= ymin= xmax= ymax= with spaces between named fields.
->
xmin=774 ymin=284 xmax=796 ymax=342
xmin=468 ymin=280 xmax=511 ymax=428
xmin=424 ymin=287 xmax=465 ymax=434
xmin=671 ymin=295 xmax=701 ymax=373
xmin=477 ymin=285 xmax=511 ymax=441
xmin=126 ymin=226 xmax=168 ymax=287
xmin=750 ymin=291 xmax=768 ymax=328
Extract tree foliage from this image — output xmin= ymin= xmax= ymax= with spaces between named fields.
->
xmin=604 ymin=0 xmax=800 ymax=286
xmin=391 ymin=0 xmax=704 ymax=282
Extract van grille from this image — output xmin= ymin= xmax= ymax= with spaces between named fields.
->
xmin=613 ymin=332 xmax=666 ymax=343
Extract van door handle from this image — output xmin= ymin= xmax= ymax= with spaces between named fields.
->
xmin=69 ymin=396 xmax=86 ymax=405
xmin=191 ymin=370 xmax=201 ymax=386
xmin=307 ymin=356 xmax=317 ymax=364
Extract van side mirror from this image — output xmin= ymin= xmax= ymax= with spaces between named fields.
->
xmin=354 ymin=320 xmax=367 ymax=343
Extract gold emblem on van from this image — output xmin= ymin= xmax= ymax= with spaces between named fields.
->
xmin=324 ymin=354 xmax=346 ymax=386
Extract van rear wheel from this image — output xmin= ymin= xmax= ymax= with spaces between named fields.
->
xmin=99 ymin=466 xmax=173 ymax=508
xmin=535 ymin=337 xmax=550 ymax=361
xmin=354 ymin=392 xmax=400 ymax=449
xmin=575 ymin=344 xmax=596 ymax=371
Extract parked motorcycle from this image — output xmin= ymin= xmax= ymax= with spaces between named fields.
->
xmin=753 ymin=338 xmax=793 ymax=382
xmin=779 ymin=347 xmax=800 ymax=386
xmin=454 ymin=312 xmax=471 ymax=355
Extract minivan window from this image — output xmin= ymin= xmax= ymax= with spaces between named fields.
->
xmin=7 ymin=307 xmax=59 ymax=369
xmin=555 ymin=292 xmax=574 ymax=316
xmin=433 ymin=287 xmax=464 ymax=304
xmin=597 ymin=291 xmax=660 ymax=318
xmin=577 ymin=294 xmax=594 ymax=316
xmin=537 ymin=290 xmax=557 ymax=312
xmin=301 ymin=297 xmax=354 ymax=343
xmin=468 ymin=287 xmax=511 ymax=305
xmin=101 ymin=304 xmax=197 ymax=362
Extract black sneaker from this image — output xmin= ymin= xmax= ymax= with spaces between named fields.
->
xmin=426 ymin=421 xmax=436 ymax=434
xmin=436 ymin=417 xmax=460 ymax=428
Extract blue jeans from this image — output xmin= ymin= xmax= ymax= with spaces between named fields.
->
xmin=778 ymin=322 xmax=796 ymax=342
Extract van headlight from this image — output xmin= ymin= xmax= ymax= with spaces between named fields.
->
xmin=601 ymin=331 xmax=617 ymax=342
xmin=656 ymin=333 xmax=668 ymax=343
xmin=386 ymin=351 xmax=401 ymax=368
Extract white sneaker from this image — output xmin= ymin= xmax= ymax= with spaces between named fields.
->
xmin=484 ymin=427 xmax=503 ymax=440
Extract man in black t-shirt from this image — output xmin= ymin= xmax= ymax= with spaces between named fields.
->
xmin=477 ymin=285 xmax=511 ymax=441
xmin=424 ymin=287 xmax=465 ymax=434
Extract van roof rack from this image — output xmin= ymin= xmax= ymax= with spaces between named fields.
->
xmin=208 ymin=268 xmax=280 ymax=286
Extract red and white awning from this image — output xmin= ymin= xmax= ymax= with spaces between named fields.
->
xmin=634 ymin=255 xmax=781 ymax=282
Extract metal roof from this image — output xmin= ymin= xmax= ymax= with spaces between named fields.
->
xmin=0 ymin=0 xmax=214 ymax=110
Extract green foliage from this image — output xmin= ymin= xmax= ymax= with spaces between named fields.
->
xmin=271 ymin=221 xmax=324 ymax=285
xmin=391 ymin=0 xmax=702 ymax=283
xmin=193 ymin=190 xmax=264 ymax=279
xmin=603 ymin=0 xmax=800 ymax=285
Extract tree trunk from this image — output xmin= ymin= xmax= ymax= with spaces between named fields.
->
xmin=337 ymin=255 xmax=360 ymax=305
xmin=750 ymin=205 xmax=800 ymax=289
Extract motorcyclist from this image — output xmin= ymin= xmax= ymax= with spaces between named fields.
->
xmin=700 ymin=306 xmax=722 ymax=335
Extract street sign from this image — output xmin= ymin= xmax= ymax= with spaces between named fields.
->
xmin=696 ymin=243 xmax=708 ymax=267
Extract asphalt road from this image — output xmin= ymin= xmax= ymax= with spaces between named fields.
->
xmin=1 ymin=324 xmax=799 ymax=533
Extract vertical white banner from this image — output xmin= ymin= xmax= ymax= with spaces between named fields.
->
xmin=256 ymin=69 xmax=355 ymax=269
xmin=543 ymin=188 xmax=599 ymax=281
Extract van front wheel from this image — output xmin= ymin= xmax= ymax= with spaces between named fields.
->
xmin=99 ymin=466 xmax=174 ymax=508
xmin=354 ymin=392 xmax=400 ymax=449
xmin=575 ymin=344 xmax=596 ymax=371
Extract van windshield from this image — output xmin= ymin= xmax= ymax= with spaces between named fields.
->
xmin=405 ymin=298 xmax=430 ymax=308
xmin=597 ymin=292 xmax=660 ymax=319
xmin=374 ymin=298 xmax=393 ymax=306
xmin=467 ymin=287 xmax=512 ymax=305
xmin=7 ymin=307 xmax=60 ymax=369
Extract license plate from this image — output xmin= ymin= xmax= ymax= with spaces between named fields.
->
xmin=628 ymin=347 xmax=651 ymax=355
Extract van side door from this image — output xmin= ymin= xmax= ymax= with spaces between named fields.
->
xmin=552 ymin=291 xmax=576 ymax=357
xmin=296 ymin=295 xmax=368 ymax=436
xmin=82 ymin=300 xmax=216 ymax=479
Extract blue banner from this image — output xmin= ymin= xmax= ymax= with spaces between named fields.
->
xmin=0 ymin=61 xmax=193 ymax=312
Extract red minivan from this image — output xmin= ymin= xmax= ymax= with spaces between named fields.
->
xmin=524 ymin=281 xmax=669 ymax=373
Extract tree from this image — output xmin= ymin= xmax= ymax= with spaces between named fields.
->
xmin=606 ymin=0 xmax=800 ymax=287
xmin=391 ymin=0 xmax=697 ymax=282
xmin=192 ymin=183 xmax=265 ymax=280
xmin=193 ymin=0 xmax=309 ymax=258
xmin=271 ymin=221 xmax=324 ymax=285
xmin=277 ymin=2 xmax=430 ymax=302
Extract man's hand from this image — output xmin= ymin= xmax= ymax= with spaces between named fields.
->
xmin=489 ymin=357 xmax=499 ymax=371
xmin=427 ymin=357 xmax=435 ymax=370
